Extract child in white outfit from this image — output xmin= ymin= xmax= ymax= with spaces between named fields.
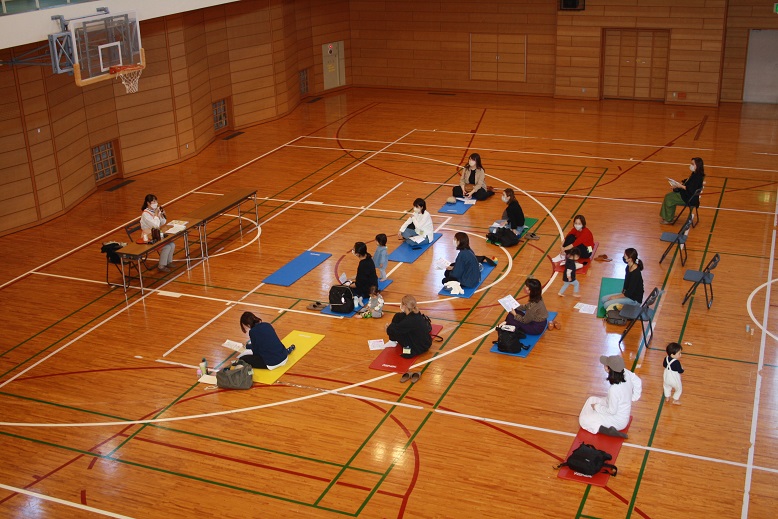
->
xmin=663 ymin=342 xmax=684 ymax=405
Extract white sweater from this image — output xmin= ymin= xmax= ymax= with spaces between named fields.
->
xmin=399 ymin=210 xmax=433 ymax=240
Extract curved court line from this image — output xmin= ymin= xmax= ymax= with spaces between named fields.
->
xmin=0 ymin=483 xmax=131 ymax=518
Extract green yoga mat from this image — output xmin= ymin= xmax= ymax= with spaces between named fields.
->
xmin=517 ymin=217 xmax=539 ymax=239
xmin=597 ymin=277 xmax=624 ymax=317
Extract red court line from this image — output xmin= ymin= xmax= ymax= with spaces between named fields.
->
xmin=80 ymin=489 xmax=87 ymax=505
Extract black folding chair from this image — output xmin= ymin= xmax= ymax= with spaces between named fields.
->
xmin=101 ymin=242 xmax=125 ymax=286
xmin=671 ymin=187 xmax=703 ymax=228
xmin=659 ymin=213 xmax=693 ymax=266
xmin=618 ymin=287 xmax=660 ymax=347
xmin=682 ymin=253 xmax=720 ymax=308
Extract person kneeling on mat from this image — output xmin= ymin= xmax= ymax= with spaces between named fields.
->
xmin=238 ymin=311 xmax=295 ymax=370
xmin=386 ymin=295 xmax=432 ymax=359
xmin=578 ymin=355 xmax=642 ymax=438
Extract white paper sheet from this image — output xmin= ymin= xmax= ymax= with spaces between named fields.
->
xmin=498 ymin=295 xmax=520 ymax=312
xmin=434 ymin=257 xmax=452 ymax=270
xmin=222 ymin=339 xmax=245 ymax=352
xmin=667 ymin=177 xmax=684 ymax=189
xmin=574 ymin=302 xmax=598 ymax=314
xmin=198 ymin=374 xmax=217 ymax=384
xmin=463 ymin=198 xmax=476 ymax=205
xmin=368 ymin=339 xmax=388 ymax=351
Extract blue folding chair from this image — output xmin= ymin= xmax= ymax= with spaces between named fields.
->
xmin=659 ymin=213 xmax=693 ymax=266
xmin=619 ymin=287 xmax=660 ymax=346
xmin=682 ymin=253 xmax=720 ymax=308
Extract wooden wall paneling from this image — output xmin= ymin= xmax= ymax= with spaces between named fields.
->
xmin=205 ymin=5 xmax=233 ymax=112
xmin=470 ymin=33 xmax=498 ymax=81
xmin=183 ymin=11 xmax=215 ymax=151
xmin=167 ymin=15 xmax=195 ymax=157
xmin=651 ymin=30 xmax=669 ymax=100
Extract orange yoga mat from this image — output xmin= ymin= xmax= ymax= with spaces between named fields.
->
xmin=557 ymin=416 xmax=632 ymax=487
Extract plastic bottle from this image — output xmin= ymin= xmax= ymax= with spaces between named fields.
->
xmin=199 ymin=357 xmax=208 ymax=375
xmin=196 ymin=368 xmax=203 ymax=379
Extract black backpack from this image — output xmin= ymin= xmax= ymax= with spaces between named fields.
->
xmin=556 ymin=443 xmax=618 ymax=477
xmin=496 ymin=326 xmax=528 ymax=353
xmin=329 ymin=285 xmax=355 ymax=314
xmin=487 ymin=227 xmax=519 ymax=247
xmin=605 ymin=308 xmax=627 ymax=325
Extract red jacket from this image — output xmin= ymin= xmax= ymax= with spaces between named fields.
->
xmin=567 ymin=227 xmax=594 ymax=252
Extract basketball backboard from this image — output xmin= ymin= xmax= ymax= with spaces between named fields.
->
xmin=67 ymin=11 xmax=144 ymax=87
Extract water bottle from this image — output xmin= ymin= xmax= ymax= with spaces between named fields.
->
xmin=199 ymin=357 xmax=208 ymax=375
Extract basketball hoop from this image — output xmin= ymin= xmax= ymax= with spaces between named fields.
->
xmin=109 ymin=64 xmax=144 ymax=94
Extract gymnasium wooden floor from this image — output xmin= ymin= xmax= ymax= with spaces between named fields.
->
xmin=0 ymin=88 xmax=776 ymax=518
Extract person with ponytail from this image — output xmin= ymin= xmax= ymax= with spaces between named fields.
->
xmin=238 ymin=311 xmax=295 ymax=370
xmin=660 ymin=157 xmax=705 ymax=224
xmin=348 ymin=241 xmax=378 ymax=305
xmin=600 ymin=248 xmax=645 ymax=311
xmin=503 ymin=278 xmax=549 ymax=335
xmin=398 ymin=198 xmax=434 ymax=248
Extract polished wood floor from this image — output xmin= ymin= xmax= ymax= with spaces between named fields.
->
xmin=1 ymin=88 xmax=777 ymax=518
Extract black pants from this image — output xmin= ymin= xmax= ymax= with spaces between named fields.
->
xmin=563 ymin=234 xmax=592 ymax=259
xmin=452 ymin=186 xmax=493 ymax=201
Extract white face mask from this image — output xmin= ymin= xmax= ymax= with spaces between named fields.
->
xmin=413 ymin=207 xmax=421 ymax=214
xmin=574 ymin=223 xmax=583 ymax=231
xmin=469 ymin=160 xmax=476 ymax=168
xmin=502 ymin=195 xmax=509 ymax=203
xmin=150 ymin=202 xmax=158 ymax=210
xmin=452 ymin=240 xmax=458 ymax=248
xmin=689 ymin=164 xmax=696 ymax=172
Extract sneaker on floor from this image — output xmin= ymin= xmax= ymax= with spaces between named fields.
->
xmin=551 ymin=253 xmax=565 ymax=263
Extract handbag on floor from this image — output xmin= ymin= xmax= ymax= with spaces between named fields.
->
xmin=216 ymin=360 xmax=254 ymax=389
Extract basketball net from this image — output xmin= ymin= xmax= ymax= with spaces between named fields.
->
xmin=110 ymin=65 xmax=143 ymax=94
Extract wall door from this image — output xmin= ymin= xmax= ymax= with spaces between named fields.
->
xmin=743 ymin=29 xmax=778 ymax=103
xmin=603 ymin=29 xmax=668 ymax=101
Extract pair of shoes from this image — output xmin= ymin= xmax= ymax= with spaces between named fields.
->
xmin=307 ymin=301 xmax=326 ymax=310
xmin=525 ymin=232 xmax=540 ymax=240
xmin=661 ymin=219 xmax=672 ymax=225
xmin=548 ymin=321 xmax=555 ymax=331
xmin=158 ymin=265 xmax=171 ymax=273
xmin=594 ymin=254 xmax=612 ymax=262
xmin=287 ymin=344 xmax=296 ymax=354
xmin=400 ymin=372 xmax=421 ymax=383
xmin=598 ymin=425 xmax=628 ymax=439
xmin=548 ymin=320 xmax=562 ymax=330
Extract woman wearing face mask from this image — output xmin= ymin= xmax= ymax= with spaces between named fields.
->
xmin=140 ymin=194 xmax=175 ymax=272
xmin=660 ymin=157 xmax=705 ymax=224
xmin=503 ymin=278 xmax=549 ymax=334
xmin=443 ymin=232 xmax=480 ymax=287
xmin=600 ymin=248 xmax=644 ymax=312
xmin=453 ymin=153 xmax=493 ymax=201
xmin=551 ymin=215 xmax=594 ymax=264
xmin=499 ymin=188 xmax=525 ymax=231
xmin=398 ymin=198 xmax=434 ymax=248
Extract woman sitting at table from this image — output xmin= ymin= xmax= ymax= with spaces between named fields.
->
xmin=238 ymin=311 xmax=295 ymax=370
xmin=140 ymin=194 xmax=175 ymax=272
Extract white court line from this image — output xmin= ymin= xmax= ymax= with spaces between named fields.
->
xmin=0 ymin=483 xmax=134 ymax=519
xmin=257 ymin=196 xmax=451 ymax=218
xmin=308 ymin=182 xmax=404 ymax=251
xmin=413 ymin=128 xmax=715 ymax=151
xmin=0 ymin=270 xmax=185 ymax=390
xmin=741 ymin=225 xmax=778 ymax=514
xmin=31 ymin=271 xmax=111 ymax=286
xmin=162 ymin=306 xmax=234 ymax=357
xmin=191 ymin=191 xmax=225 ymax=196
xmin=0 ymin=136 xmax=304 ymax=292
xmin=287 ymin=141 xmax=778 ymax=174
xmin=433 ymin=409 xmax=778 ymax=474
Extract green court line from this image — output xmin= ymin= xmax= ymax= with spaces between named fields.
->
xmin=433 ymin=357 xmax=473 ymax=409
xmin=0 ymin=391 xmax=130 ymax=422
xmin=624 ymin=178 xmax=729 ymax=518
xmin=352 ymin=411 xmax=434 ymax=516
xmin=0 ymin=430 xmax=351 ymax=514
xmin=0 ymin=289 xmax=118 ymax=360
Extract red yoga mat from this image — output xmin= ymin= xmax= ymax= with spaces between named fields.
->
xmin=553 ymin=242 xmax=598 ymax=275
xmin=557 ymin=416 xmax=632 ymax=487
xmin=369 ymin=324 xmax=443 ymax=373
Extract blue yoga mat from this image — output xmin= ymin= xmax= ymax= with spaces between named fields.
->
xmin=388 ymin=233 xmax=443 ymax=263
xmin=263 ymin=251 xmax=331 ymax=286
xmin=438 ymin=264 xmax=496 ymax=298
xmin=490 ymin=312 xmax=558 ymax=358
xmin=321 ymin=304 xmax=362 ymax=317
xmin=438 ymin=200 xmax=473 ymax=215
xmin=378 ymin=279 xmax=393 ymax=291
